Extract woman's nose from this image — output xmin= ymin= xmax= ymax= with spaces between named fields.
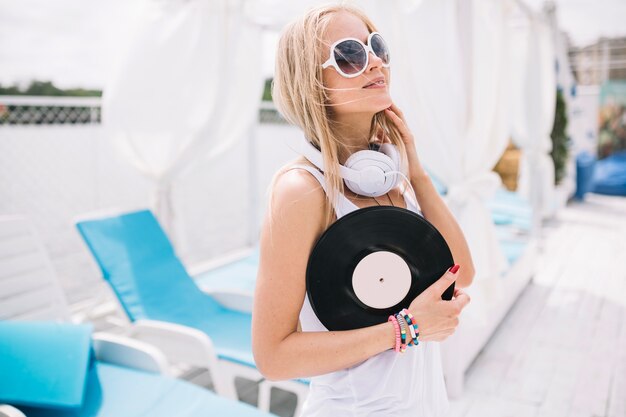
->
xmin=367 ymin=51 xmax=383 ymax=70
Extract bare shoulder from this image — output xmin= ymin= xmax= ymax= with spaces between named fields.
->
xmin=259 ymin=162 xmax=327 ymax=269
xmin=270 ymin=163 xmax=326 ymax=219
xmin=261 ymin=164 xmax=326 ymax=256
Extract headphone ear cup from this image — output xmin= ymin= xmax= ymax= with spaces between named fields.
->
xmin=344 ymin=149 xmax=398 ymax=196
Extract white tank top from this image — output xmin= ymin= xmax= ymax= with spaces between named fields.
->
xmin=292 ymin=164 xmax=450 ymax=417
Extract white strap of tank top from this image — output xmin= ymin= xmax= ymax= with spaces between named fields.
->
xmin=288 ymin=164 xmax=332 ymax=195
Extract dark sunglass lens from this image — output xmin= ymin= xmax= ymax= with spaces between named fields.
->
xmin=371 ymin=34 xmax=390 ymax=65
xmin=334 ymin=40 xmax=367 ymax=74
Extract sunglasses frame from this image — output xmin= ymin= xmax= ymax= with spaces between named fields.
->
xmin=321 ymin=32 xmax=391 ymax=78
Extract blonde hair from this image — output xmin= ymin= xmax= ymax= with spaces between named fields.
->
xmin=268 ymin=3 xmax=409 ymax=231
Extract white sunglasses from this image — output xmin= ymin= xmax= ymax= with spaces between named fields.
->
xmin=321 ymin=32 xmax=391 ymax=78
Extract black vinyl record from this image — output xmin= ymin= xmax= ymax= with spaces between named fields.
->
xmin=306 ymin=206 xmax=454 ymax=331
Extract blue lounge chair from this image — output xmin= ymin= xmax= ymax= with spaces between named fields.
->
xmin=0 ymin=215 xmax=275 ymax=417
xmin=74 ymin=209 xmax=308 ymax=413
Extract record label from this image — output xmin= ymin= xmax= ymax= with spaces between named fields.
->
xmin=352 ymin=251 xmax=411 ymax=309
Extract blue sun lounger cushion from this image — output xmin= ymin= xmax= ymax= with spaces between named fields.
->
xmin=0 ymin=322 xmax=92 ymax=409
xmin=75 ymin=210 xmax=222 ymax=323
xmin=487 ymin=188 xmax=533 ymax=231
xmin=17 ymin=362 xmax=277 ymax=417
xmin=196 ymin=249 xmax=260 ymax=293
xmin=76 ymin=210 xmax=255 ymax=368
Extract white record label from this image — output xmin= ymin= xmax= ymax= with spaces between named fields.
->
xmin=352 ymin=251 xmax=411 ymax=309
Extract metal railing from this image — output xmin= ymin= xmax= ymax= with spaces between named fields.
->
xmin=0 ymin=96 xmax=289 ymax=126
xmin=0 ymin=96 xmax=101 ymax=125
xmin=259 ymin=100 xmax=288 ymax=125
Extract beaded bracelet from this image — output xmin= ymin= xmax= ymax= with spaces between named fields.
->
xmin=405 ymin=317 xmax=417 ymax=344
xmin=401 ymin=309 xmax=419 ymax=346
xmin=396 ymin=313 xmax=408 ymax=353
xmin=388 ymin=315 xmax=401 ymax=353
xmin=401 ymin=308 xmax=419 ymax=346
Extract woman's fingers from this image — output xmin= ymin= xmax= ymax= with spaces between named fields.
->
xmin=453 ymin=287 xmax=468 ymax=299
xmin=384 ymin=107 xmax=412 ymax=139
xmin=452 ymin=290 xmax=471 ymax=311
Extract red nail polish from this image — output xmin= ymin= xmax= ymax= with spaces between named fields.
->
xmin=449 ymin=264 xmax=460 ymax=274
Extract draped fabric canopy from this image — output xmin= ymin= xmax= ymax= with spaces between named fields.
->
xmin=102 ymin=0 xmax=265 ymax=237
xmin=510 ymin=12 xmax=557 ymax=221
xmin=101 ymin=0 xmax=559 ymax=275
xmin=358 ymin=0 xmax=517 ymax=318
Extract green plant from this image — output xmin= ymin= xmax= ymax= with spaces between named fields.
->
xmin=550 ymin=89 xmax=569 ymax=185
xmin=262 ymin=78 xmax=273 ymax=101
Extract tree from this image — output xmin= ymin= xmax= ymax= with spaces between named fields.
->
xmin=0 ymin=80 xmax=101 ymax=97
xmin=550 ymin=89 xmax=569 ymax=185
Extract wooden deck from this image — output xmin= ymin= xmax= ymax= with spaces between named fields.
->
xmin=448 ymin=193 xmax=626 ymax=417
xmin=194 ymin=193 xmax=625 ymax=417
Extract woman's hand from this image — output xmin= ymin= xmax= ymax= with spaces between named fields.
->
xmin=407 ymin=266 xmax=470 ymax=342
xmin=384 ymin=102 xmax=426 ymax=180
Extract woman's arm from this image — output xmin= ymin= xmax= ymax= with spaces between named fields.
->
xmin=252 ymin=169 xmax=396 ymax=381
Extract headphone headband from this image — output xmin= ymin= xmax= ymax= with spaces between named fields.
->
xmin=300 ymin=137 xmax=402 ymax=197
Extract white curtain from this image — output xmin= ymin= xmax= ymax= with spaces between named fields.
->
xmin=360 ymin=0 xmax=511 ymax=320
xmin=102 ymin=0 xmax=265 ymax=239
xmin=513 ymin=15 xmax=557 ymax=220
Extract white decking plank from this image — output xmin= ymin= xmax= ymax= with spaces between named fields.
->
xmin=607 ymin=307 xmax=626 ymax=417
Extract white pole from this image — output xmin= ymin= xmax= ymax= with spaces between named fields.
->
xmin=247 ymin=123 xmax=259 ymax=247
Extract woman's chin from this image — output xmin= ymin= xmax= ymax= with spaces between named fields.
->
xmin=369 ymin=92 xmax=392 ymax=108
xmin=372 ymin=98 xmax=393 ymax=113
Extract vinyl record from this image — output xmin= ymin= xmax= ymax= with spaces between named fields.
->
xmin=306 ymin=206 xmax=454 ymax=331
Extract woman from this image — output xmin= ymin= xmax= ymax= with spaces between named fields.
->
xmin=252 ymin=4 xmax=474 ymax=416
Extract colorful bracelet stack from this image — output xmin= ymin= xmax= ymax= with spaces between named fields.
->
xmin=388 ymin=308 xmax=420 ymax=353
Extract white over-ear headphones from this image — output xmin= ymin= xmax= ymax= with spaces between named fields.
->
xmin=300 ymin=137 xmax=404 ymax=197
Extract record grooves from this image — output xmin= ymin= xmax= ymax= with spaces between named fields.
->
xmin=306 ymin=206 xmax=454 ymax=331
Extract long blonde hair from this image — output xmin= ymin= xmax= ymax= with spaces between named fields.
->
xmin=269 ymin=3 xmax=409 ymax=231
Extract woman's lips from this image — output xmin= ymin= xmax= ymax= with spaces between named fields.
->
xmin=363 ymin=82 xmax=386 ymax=89
xmin=363 ymin=76 xmax=386 ymax=88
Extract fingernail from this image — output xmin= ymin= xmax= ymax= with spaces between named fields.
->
xmin=448 ymin=264 xmax=460 ymax=274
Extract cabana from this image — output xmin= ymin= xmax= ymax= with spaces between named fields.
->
xmin=0 ymin=0 xmax=573 ymax=412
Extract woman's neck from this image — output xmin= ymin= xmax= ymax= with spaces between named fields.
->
xmin=333 ymin=112 xmax=375 ymax=164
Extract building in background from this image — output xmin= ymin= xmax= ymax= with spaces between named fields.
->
xmin=569 ymin=36 xmax=626 ymax=85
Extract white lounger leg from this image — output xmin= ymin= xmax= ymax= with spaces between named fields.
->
xmin=258 ymin=380 xmax=272 ymax=412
